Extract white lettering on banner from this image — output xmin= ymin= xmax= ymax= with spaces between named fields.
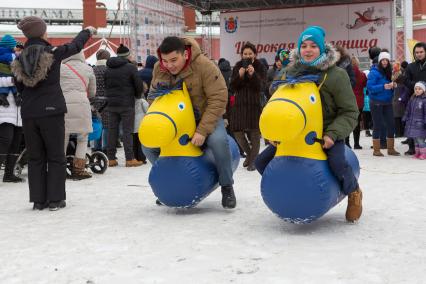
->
xmin=221 ymin=2 xmax=392 ymax=65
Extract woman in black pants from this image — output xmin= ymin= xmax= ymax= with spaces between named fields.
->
xmin=12 ymin=16 xmax=96 ymax=211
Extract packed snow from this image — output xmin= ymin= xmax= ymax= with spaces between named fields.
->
xmin=0 ymin=134 xmax=425 ymax=284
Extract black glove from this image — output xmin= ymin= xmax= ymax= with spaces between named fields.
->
xmin=0 ymin=95 xmax=9 ymax=107
xmin=13 ymin=93 xmax=22 ymax=107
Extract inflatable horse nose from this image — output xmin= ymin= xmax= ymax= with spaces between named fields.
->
xmin=260 ymin=98 xmax=306 ymax=142
xmin=139 ymin=112 xmax=176 ymax=147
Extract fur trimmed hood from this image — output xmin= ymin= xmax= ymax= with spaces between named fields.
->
xmin=289 ymin=43 xmax=339 ymax=71
xmin=11 ymin=48 xmax=54 ymax=88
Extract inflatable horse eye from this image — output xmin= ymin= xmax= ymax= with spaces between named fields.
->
xmin=259 ymin=79 xmax=360 ymax=224
xmin=178 ymin=102 xmax=185 ymax=111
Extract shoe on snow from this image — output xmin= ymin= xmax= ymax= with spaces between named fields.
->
xmin=221 ymin=186 xmax=236 ymax=209
xmin=3 ymin=174 xmax=25 ymax=183
xmin=33 ymin=202 xmax=47 ymax=210
xmin=346 ymin=188 xmax=363 ymax=222
xmin=49 ymin=200 xmax=66 ymax=211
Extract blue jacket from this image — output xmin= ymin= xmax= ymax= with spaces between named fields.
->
xmin=367 ymin=65 xmax=393 ymax=103
xmin=0 ymin=47 xmax=16 ymax=95
xmin=137 ymin=55 xmax=158 ymax=93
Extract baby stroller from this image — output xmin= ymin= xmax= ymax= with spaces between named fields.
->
xmin=13 ymin=134 xmax=27 ymax=177
xmin=65 ymin=98 xmax=109 ymax=177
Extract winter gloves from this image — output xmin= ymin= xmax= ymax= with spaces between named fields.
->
xmin=85 ymin=26 xmax=97 ymax=36
xmin=0 ymin=95 xmax=9 ymax=107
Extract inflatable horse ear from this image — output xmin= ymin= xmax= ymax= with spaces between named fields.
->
xmin=259 ymin=76 xmax=360 ymax=224
xmin=139 ymin=82 xmax=240 ymax=208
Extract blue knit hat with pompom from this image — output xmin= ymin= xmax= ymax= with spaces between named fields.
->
xmin=0 ymin=35 xmax=17 ymax=50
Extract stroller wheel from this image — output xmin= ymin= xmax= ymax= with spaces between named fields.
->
xmin=90 ymin=151 xmax=108 ymax=174
xmin=14 ymin=164 xmax=23 ymax=177
xmin=66 ymin=155 xmax=74 ymax=177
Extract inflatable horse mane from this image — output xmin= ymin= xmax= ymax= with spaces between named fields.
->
xmin=259 ymin=76 xmax=360 ymax=223
xmin=139 ymin=81 xmax=240 ymax=208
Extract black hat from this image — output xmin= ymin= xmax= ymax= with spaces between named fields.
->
xmin=368 ymin=47 xmax=381 ymax=61
xmin=117 ymin=44 xmax=130 ymax=57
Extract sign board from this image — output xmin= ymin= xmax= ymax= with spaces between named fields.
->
xmin=220 ymin=1 xmax=393 ymax=65
xmin=128 ymin=0 xmax=185 ymax=63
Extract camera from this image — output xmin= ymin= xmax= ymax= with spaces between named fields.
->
xmin=241 ymin=58 xmax=252 ymax=69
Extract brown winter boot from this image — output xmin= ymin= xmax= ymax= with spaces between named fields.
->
xmin=386 ymin=138 xmax=400 ymax=156
xmin=372 ymin=139 xmax=384 ymax=157
xmin=346 ymin=188 xmax=363 ymax=222
xmin=125 ymin=159 xmax=144 ymax=167
xmin=108 ymin=159 xmax=118 ymax=167
xmin=72 ymin=158 xmax=92 ymax=180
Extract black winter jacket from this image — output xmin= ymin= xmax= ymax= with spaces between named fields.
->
xmin=404 ymin=60 xmax=426 ymax=93
xmin=12 ymin=30 xmax=91 ymax=119
xmin=104 ymin=57 xmax=144 ymax=108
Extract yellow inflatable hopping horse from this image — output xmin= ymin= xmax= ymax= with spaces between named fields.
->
xmin=139 ymin=82 xmax=239 ymax=207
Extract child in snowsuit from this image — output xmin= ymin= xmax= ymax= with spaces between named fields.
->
xmin=402 ymin=81 xmax=426 ymax=159
xmin=0 ymin=35 xmax=18 ymax=107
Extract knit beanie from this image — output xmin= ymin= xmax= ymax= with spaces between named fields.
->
xmin=17 ymin=16 xmax=47 ymax=39
xmin=0 ymin=35 xmax=17 ymax=50
xmin=378 ymin=52 xmax=391 ymax=63
xmin=297 ymin=26 xmax=326 ymax=55
xmin=415 ymin=81 xmax=426 ymax=92
xmin=117 ymin=44 xmax=130 ymax=57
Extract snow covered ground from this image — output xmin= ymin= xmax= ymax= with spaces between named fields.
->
xmin=0 ymin=135 xmax=425 ymax=284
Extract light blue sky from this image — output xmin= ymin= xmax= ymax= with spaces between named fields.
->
xmin=1 ymin=0 xmax=120 ymax=9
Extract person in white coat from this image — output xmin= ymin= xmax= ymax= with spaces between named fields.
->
xmin=0 ymin=77 xmax=23 ymax=182
xmin=60 ymin=51 xmax=96 ymax=180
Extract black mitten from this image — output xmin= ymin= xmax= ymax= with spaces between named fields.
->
xmin=0 ymin=95 xmax=9 ymax=107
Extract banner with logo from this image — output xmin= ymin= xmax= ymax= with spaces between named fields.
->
xmin=220 ymin=1 xmax=393 ymax=65
xmin=128 ymin=0 xmax=185 ymax=63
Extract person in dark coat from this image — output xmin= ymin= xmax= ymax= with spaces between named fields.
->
xmin=347 ymin=56 xmax=367 ymax=149
xmin=402 ymin=81 xmax=426 ymax=159
xmin=335 ymin=45 xmax=356 ymax=88
xmin=229 ymin=42 xmax=266 ymax=171
xmin=11 ymin=16 xmax=96 ymax=211
xmin=137 ymin=55 xmax=158 ymax=96
xmin=104 ymin=44 xmax=145 ymax=167
xmin=92 ymin=49 xmax=110 ymax=153
xmin=404 ymin=42 xmax=426 ymax=155
xmin=219 ymin=57 xmax=245 ymax=157
xmin=392 ymin=63 xmax=410 ymax=137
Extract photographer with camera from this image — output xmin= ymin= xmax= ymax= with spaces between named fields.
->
xmin=229 ymin=42 xmax=266 ymax=171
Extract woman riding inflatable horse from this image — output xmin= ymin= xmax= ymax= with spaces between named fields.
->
xmin=256 ymin=26 xmax=363 ymax=222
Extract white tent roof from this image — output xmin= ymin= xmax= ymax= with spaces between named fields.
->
xmin=84 ymin=38 xmax=118 ymax=66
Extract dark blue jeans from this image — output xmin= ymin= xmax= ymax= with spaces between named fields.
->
xmin=255 ymin=140 xmax=359 ymax=195
xmin=370 ymin=101 xmax=395 ymax=139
